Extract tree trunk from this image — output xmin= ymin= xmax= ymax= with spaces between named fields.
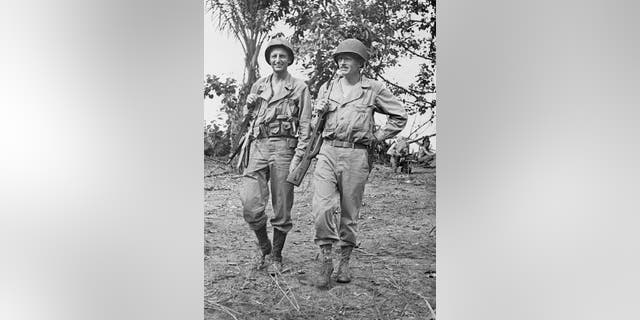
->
xmin=228 ymin=36 xmax=265 ymax=173
xmin=243 ymin=39 xmax=260 ymax=88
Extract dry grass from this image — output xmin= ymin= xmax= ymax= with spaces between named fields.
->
xmin=204 ymin=158 xmax=436 ymax=319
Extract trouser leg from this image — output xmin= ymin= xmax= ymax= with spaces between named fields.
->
xmin=240 ymin=141 xmax=273 ymax=270
xmin=336 ymin=148 xmax=369 ymax=248
xmin=269 ymin=141 xmax=294 ymax=233
xmin=266 ymin=139 xmax=294 ymax=274
xmin=240 ymin=142 xmax=270 ymax=231
xmin=312 ymin=150 xmax=340 ymax=246
xmin=332 ymin=149 xmax=368 ymax=283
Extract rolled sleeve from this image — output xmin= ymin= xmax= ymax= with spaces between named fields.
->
xmin=373 ymin=86 xmax=408 ymax=141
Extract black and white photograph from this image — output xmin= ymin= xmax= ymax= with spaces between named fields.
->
xmin=6 ymin=1 xmax=640 ymax=320
xmin=5 ymin=1 xmax=640 ymax=320
xmin=203 ymin=0 xmax=437 ymax=318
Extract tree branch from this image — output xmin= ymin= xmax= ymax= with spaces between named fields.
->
xmin=408 ymin=113 xmax=417 ymax=134
xmin=408 ymin=113 xmax=436 ymax=137
xmin=373 ymin=70 xmax=419 ymax=98
xmin=403 ymin=98 xmax=435 ymax=109
xmin=409 ymin=120 xmax=429 ymax=137
xmin=373 ymin=70 xmax=435 ymax=98
xmin=397 ymin=42 xmax=433 ymax=61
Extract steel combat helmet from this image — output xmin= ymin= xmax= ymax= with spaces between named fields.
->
xmin=332 ymin=38 xmax=369 ymax=64
xmin=264 ymin=38 xmax=294 ymax=65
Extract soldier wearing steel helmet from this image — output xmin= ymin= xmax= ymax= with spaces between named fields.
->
xmin=307 ymin=38 xmax=408 ymax=288
xmin=240 ymin=37 xmax=312 ymax=275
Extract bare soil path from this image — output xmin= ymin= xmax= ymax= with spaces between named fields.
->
xmin=204 ymin=158 xmax=435 ymax=320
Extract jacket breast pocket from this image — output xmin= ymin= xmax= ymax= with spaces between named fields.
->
xmin=284 ymin=98 xmax=299 ymax=116
xmin=353 ymin=103 xmax=371 ymax=113
xmin=322 ymin=109 xmax=339 ymax=132
xmin=349 ymin=104 xmax=375 ymax=139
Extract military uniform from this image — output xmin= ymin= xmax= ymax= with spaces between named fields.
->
xmin=239 ymin=38 xmax=311 ymax=273
xmin=312 ymin=75 xmax=407 ymax=248
xmin=308 ymin=38 xmax=407 ymax=288
xmin=240 ymin=73 xmax=312 ymax=232
xmin=386 ymin=137 xmax=410 ymax=173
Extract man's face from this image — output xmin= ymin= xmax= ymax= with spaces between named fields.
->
xmin=269 ymin=47 xmax=290 ymax=72
xmin=336 ymin=53 xmax=363 ymax=77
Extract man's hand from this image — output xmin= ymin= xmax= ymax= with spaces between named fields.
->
xmin=313 ymin=99 xmax=335 ymax=115
xmin=246 ymin=93 xmax=259 ymax=106
xmin=242 ymin=94 xmax=260 ymax=117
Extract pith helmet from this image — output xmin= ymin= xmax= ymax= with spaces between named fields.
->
xmin=264 ymin=38 xmax=294 ymax=65
xmin=333 ymin=38 xmax=369 ymax=63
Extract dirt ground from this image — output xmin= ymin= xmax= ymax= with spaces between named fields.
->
xmin=204 ymin=157 xmax=436 ymax=320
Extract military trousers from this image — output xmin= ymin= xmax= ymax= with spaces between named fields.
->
xmin=240 ymin=137 xmax=296 ymax=233
xmin=312 ymin=144 xmax=370 ymax=247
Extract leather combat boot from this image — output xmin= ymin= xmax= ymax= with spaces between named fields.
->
xmin=252 ymin=225 xmax=272 ymax=270
xmin=336 ymin=246 xmax=353 ymax=283
xmin=316 ymin=244 xmax=333 ymax=289
xmin=267 ymin=229 xmax=287 ymax=275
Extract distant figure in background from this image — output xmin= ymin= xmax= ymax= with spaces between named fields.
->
xmin=367 ymin=125 xmax=389 ymax=165
xmin=371 ymin=139 xmax=390 ymax=165
xmin=386 ymin=136 xmax=410 ymax=173
xmin=417 ymin=136 xmax=436 ymax=168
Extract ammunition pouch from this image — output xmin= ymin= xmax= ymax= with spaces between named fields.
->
xmin=258 ymin=115 xmax=298 ymax=139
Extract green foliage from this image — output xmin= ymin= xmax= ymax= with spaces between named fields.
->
xmin=204 ymin=120 xmax=230 ymax=157
xmin=285 ymin=0 xmax=436 ymax=117
xmin=206 ymin=0 xmax=294 ymax=85
xmin=206 ymin=0 xmax=297 ymax=158
xmin=204 ymin=74 xmax=244 ymax=157
xmin=205 ymin=0 xmax=437 ymax=157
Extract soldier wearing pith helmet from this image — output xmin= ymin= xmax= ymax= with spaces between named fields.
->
xmin=240 ymin=37 xmax=312 ymax=275
xmin=304 ymin=38 xmax=408 ymax=288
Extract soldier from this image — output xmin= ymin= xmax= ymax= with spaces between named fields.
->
xmin=417 ymin=136 xmax=436 ymax=168
xmin=386 ymin=136 xmax=410 ymax=173
xmin=308 ymin=38 xmax=408 ymax=288
xmin=240 ymin=38 xmax=312 ymax=274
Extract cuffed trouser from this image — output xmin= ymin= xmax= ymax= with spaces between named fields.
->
xmin=312 ymin=144 xmax=370 ymax=247
xmin=240 ymin=137 xmax=296 ymax=233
